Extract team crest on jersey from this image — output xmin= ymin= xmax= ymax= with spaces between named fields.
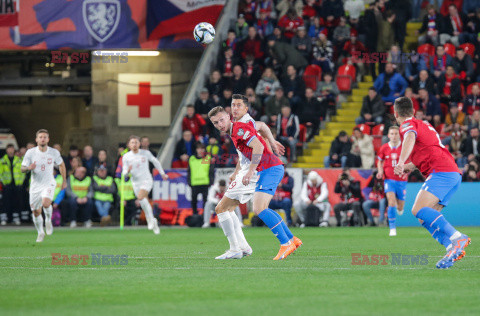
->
xmin=237 ymin=128 xmax=244 ymax=136
xmin=47 ymin=158 xmax=52 ymax=164
xmin=141 ymin=157 xmax=146 ymax=163
xmin=83 ymin=0 xmax=121 ymax=43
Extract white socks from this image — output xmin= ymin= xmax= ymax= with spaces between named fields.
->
xmin=32 ymin=214 xmax=44 ymax=234
xmin=217 ymin=212 xmax=239 ymax=251
xmin=139 ymin=198 xmax=153 ymax=220
xmin=43 ymin=206 xmax=53 ymax=221
xmin=230 ymin=210 xmax=249 ymax=249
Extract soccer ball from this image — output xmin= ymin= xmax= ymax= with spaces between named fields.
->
xmin=194 ymin=22 xmax=216 ymax=45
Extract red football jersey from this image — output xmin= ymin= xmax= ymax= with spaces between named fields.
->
xmin=399 ymin=117 xmax=461 ymax=177
xmin=377 ymin=142 xmax=406 ymax=182
xmin=229 ymin=121 xmax=283 ymax=172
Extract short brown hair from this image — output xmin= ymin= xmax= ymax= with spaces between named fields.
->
xmin=389 ymin=126 xmax=399 ymax=132
xmin=208 ymin=106 xmax=226 ymax=118
xmin=394 ymin=97 xmax=414 ymax=117
xmin=36 ymin=129 xmax=49 ymax=137
xmin=232 ymin=94 xmax=248 ymax=106
xmin=128 ymin=135 xmax=140 ymax=143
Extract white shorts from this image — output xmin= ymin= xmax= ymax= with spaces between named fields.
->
xmin=132 ymin=179 xmax=153 ymax=196
xmin=29 ymin=181 xmax=56 ymax=211
xmin=224 ymin=170 xmax=258 ymax=204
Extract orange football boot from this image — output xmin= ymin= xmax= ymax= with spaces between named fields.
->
xmin=273 ymin=243 xmax=297 ymax=260
xmin=292 ymin=236 xmax=303 ymax=249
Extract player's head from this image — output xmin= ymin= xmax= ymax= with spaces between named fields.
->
xmin=35 ymin=129 xmax=49 ymax=147
xmin=6 ymin=144 xmax=15 ymax=156
xmin=394 ymin=96 xmax=414 ymax=122
xmin=387 ymin=126 xmax=400 ymax=143
xmin=208 ymin=106 xmax=231 ymax=133
xmin=231 ymin=94 xmax=249 ymax=120
xmin=140 ymin=136 xmax=150 ymax=148
xmin=219 ymin=179 xmax=226 ymax=191
xmin=127 ymin=135 xmax=140 ymax=152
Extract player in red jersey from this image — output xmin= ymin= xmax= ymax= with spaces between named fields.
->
xmin=393 ymin=97 xmax=470 ymax=269
xmin=209 ymin=106 xmax=301 ymax=260
xmin=377 ymin=126 xmax=407 ymax=236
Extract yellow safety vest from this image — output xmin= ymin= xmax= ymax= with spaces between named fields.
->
xmin=189 ymin=155 xmax=211 ymax=186
xmin=0 ymin=154 xmax=25 ymax=186
xmin=69 ymin=175 xmax=91 ymax=198
xmin=93 ymin=175 xmax=114 ymax=202
xmin=115 ymin=177 xmax=136 ymax=200
xmin=53 ymin=174 xmax=63 ymax=200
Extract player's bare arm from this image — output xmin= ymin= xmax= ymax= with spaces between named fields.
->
xmin=256 ymin=121 xmax=285 ymax=156
xmin=21 ymin=162 xmax=36 ymax=173
xmin=59 ymin=162 xmax=67 ymax=190
xmin=377 ymin=160 xmax=384 ymax=179
xmin=395 ymin=132 xmax=415 ymax=175
xmin=243 ymin=137 xmax=264 ymax=185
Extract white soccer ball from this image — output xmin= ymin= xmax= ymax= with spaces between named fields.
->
xmin=194 ymin=22 xmax=216 ymax=45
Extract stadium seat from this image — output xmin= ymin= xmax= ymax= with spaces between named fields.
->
xmin=444 ymin=43 xmax=456 ymax=57
xmin=460 ymin=43 xmax=475 ymax=58
xmin=355 ymin=124 xmax=371 ymax=135
xmin=338 ymin=64 xmax=356 ymax=82
xmin=373 ymin=137 xmax=382 ymax=153
xmin=298 ymin=124 xmax=307 ymax=146
xmin=372 ymin=124 xmax=385 ymax=136
xmin=336 ymin=75 xmax=352 ymax=92
xmin=467 ymin=83 xmax=479 ymax=95
xmin=417 ymin=43 xmax=435 ymax=57
xmin=303 ymin=64 xmax=322 ymax=90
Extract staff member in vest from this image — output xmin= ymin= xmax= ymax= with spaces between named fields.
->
xmin=93 ymin=165 xmax=116 ymax=226
xmin=115 ymin=176 xmax=138 ymax=226
xmin=0 ymin=144 xmax=25 ymax=226
xmin=187 ymin=142 xmax=214 ymax=215
xmin=66 ymin=166 xmax=93 ymax=228
xmin=294 ymin=171 xmax=331 ymax=227
xmin=52 ymin=169 xmax=66 ymax=225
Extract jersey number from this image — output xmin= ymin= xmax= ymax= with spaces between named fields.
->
xmin=391 ymin=159 xmax=397 ymax=168
xmin=426 ymin=124 xmax=445 ymax=148
xmin=229 ymin=181 xmax=237 ymax=190
xmin=41 ymin=164 xmax=45 ymax=171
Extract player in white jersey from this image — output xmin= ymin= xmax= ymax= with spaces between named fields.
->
xmin=21 ymin=129 xmax=67 ymax=242
xmin=122 ymin=135 xmax=168 ymax=235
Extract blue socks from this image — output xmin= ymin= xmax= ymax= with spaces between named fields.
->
xmin=421 ymin=221 xmax=452 ymax=249
xmin=387 ymin=206 xmax=397 ymax=230
xmin=258 ymin=209 xmax=290 ymax=245
xmin=270 ymin=209 xmax=294 ymax=240
xmin=416 ymin=207 xmax=457 ymax=241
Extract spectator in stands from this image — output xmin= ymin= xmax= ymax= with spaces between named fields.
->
xmin=69 ymin=156 xmax=83 ymax=176
xmin=308 ymin=16 xmax=324 ymax=39
xmin=255 ymin=9 xmax=274 ymax=39
xmin=377 ymin=10 xmax=396 ymax=53
xmin=321 ymin=0 xmax=345 ymax=35
xmin=464 ymin=84 xmax=480 ymax=115
xmin=324 ymin=131 xmax=352 ymax=168
xmin=467 ymin=110 xmax=480 ymax=131
xmin=243 ymin=56 xmax=262 ymax=88
xmin=206 ymin=70 xmax=224 ymax=102
xmin=418 ymin=88 xmax=442 ymax=124
xmin=53 ymin=143 xmax=67 ymax=164
xmin=405 ymin=51 xmax=426 ymax=83
xmin=412 ymin=70 xmax=436 ymax=96
xmin=361 ymin=4 xmax=380 ymax=76
xmin=344 ymin=0 xmax=365 ymax=20
xmin=453 ymin=48 xmax=474 ymax=84
xmin=255 ymin=67 xmax=281 ymax=101
xmin=82 ymin=145 xmax=98 ymax=177
xmin=282 ymin=65 xmax=305 ymax=108
xmin=276 ymin=0 xmax=303 ymax=18
xmin=356 ymin=87 xmax=385 ymax=125
xmin=187 ymin=142 xmax=214 ymax=215
xmin=333 ymin=17 xmax=350 ymax=51
xmin=217 ymin=47 xmax=238 ymax=79
xmin=267 ymin=36 xmax=308 ymax=71
xmin=229 ymin=65 xmax=249 ymax=94
xmin=461 ymin=127 xmax=480 ymax=162
xmin=67 ymin=166 xmax=93 ymax=228
xmin=278 ymin=8 xmax=304 ymax=40
xmin=312 ymin=32 xmax=334 ymax=73
xmin=362 ymin=171 xmax=385 ymax=226
xmin=291 ymin=26 xmax=312 ymax=60
xmin=264 ymin=87 xmax=290 ymax=126
xmin=94 ymin=149 xmax=112 ymax=176
xmin=92 ymin=165 xmax=116 ymax=226
xmin=140 ymin=136 xmax=156 ymax=156
xmin=445 ymin=103 xmax=467 ymax=134
xmin=245 ymin=87 xmax=263 ymax=120
xmin=334 ymin=171 xmax=362 ymax=226
xmin=299 ymin=87 xmax=324 ymax=142
xmin=437 ymin=65 xmax=462 ymax=104
xmin=429 ymin=45 xmax=453 ymax=80
xmin=223 ymin=30 xmax=238 ymax=55
xmin=417 ymin=4 xmax=443 ymax=46
xmin=172 ymin=130 xmax=194 ymax=168
xmin=463 ymin=167 xmax=479 ymax=182
xmin=206 ymin=137 xmax=222 ymax=167
xmin=269 ymin=170 xmax=294 ymax=225
xmin=234 ymin=14 xmax=249 ymax=40
xmin=374 ymin=62 xmax=408 ymax=104
xmin=65 ymin=145 xmax=80 ymax=172
xmin=220 ymin=87 xmax=233 ymax=108
xmin=450 ymin=131 xmax=468 ymax=166
xmin=415 ymin=108 xmax=426 ymax=121
xmin=294 ymin=171 xmax=330 ymax=227
xmin=240 ymin=27 xmax=264 ymax=61
xmin=387 ymin=45 xmax=405 ymax=75
xmin=258 ymin=0 xmax=277 ymax=20
xmin=341 ymin=30 xmax=367 ymax=76
xmin=440 ymin=4 xmax=469 ymax=46
xmin=316 ymin=72 xmax=339 ymax=115
xmin=302 ymin=0 xmax=319 ymax=22
xmin=386 ymin=0 xmax=411 ymax=50
xmin=349 ymin=127 xmax=375 ymax=168
xmin=276 ymin=105 xmax=300 ymax=162
xmin=405 ymin=88 xmax=421 ymax=112
xmin=183 ymin=104 xmax=206 ymax=140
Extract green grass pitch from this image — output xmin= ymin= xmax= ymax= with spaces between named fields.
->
xmin=0 ymin=226 xmax=479 ymax=315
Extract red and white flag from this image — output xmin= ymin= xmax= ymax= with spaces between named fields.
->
xmin=117 ymin=73 xmax=171 ymax=126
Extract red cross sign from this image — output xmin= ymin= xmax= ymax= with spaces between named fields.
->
xmin=127 ymin=82 xmax=163 ymax=118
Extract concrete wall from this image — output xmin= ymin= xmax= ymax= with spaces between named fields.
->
xmin=91 ymin=50 xmax=201 ymax=163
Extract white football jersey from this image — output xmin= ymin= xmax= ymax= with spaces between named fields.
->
xmin=122 ymin=149 xmax=165 ymax=183
xmin=21 ymin=146 xmax=63 ymax=189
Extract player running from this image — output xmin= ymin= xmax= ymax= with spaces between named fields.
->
xmin=376 ymin=126 xmax=407 ymax=236
xmin=122 ymin=136 xmax=168 ymax=235
xmin=21 ymin=129 xmax=67 ymax=242
xmin=393 ymin=97 xmax=470 ymax=269
xmin=209 ymin=106 xmax=301 ymax=260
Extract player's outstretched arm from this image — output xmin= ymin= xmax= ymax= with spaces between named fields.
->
xmin=377 ymin=160 xmax=384 ymax=179
xmin=242 ymin=137 xmax=264 ymax=185
xmin=256 ymin=121 xmax=285 ymax=156
xmin=395 ymin=132 xmax=416 ymax=175
xmin=148 ymin=152 xmax=168 ymax=180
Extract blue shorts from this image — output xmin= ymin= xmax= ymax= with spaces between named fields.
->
xmin=384 ymin=179 xmax=407 ymax=201
xmin=255 ymin=165 xmax=284 ymax=195
xmin=421 ymin=172 xmax=462 ymax=206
